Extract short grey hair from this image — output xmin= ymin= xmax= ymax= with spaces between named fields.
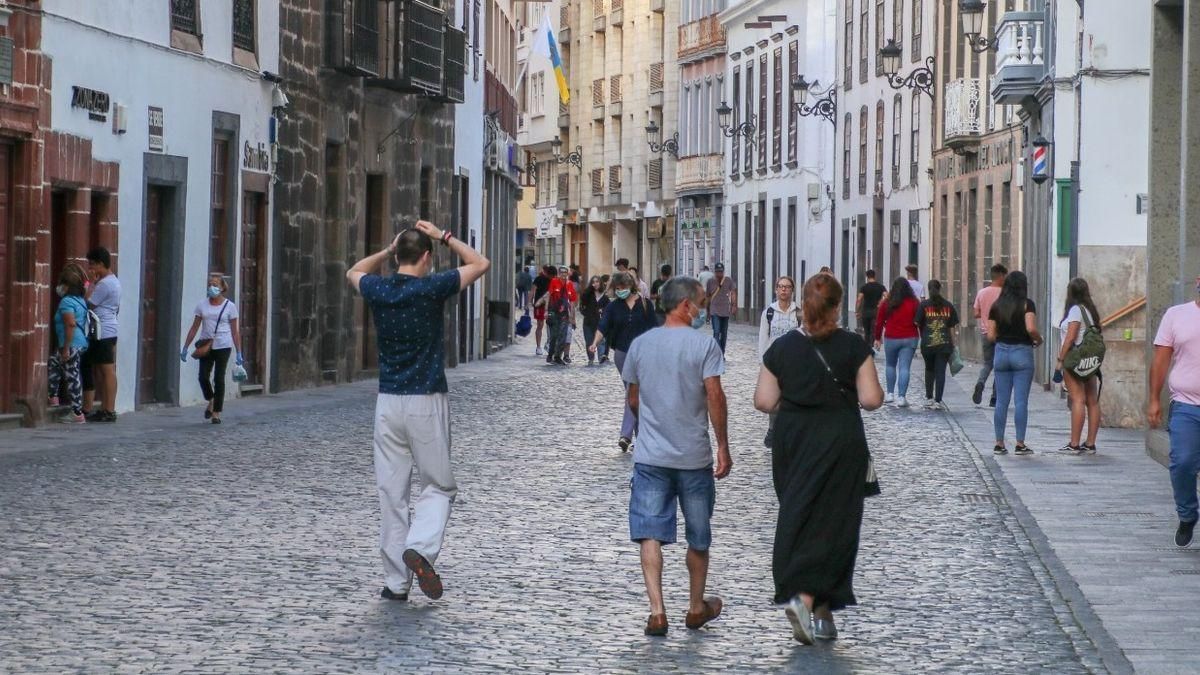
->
xmin=661 ymin=276 xmax=704 ymax=314
xmin=609 ymin=271 xmax=635 ymax=290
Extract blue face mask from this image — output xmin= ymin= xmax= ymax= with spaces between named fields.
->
xmin=691 ymin=306 xmax=708 ymax=330
xmin=615 ymin=289 xmax=631 ymax=300
xmin=207 ymin=285 xmax=222 ymax=299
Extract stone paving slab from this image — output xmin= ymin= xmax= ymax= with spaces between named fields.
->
xmin=942 ymin=355 xmax=1195 ymax=674
xmin=0 ymin=326 xmax=1117 ymax=672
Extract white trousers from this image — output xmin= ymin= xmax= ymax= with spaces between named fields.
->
xmin=373 ymin=392 xmax=457 ymax=593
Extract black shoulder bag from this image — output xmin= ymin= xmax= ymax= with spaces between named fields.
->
xmin=803 ymin=330 xmax=881 ymax=498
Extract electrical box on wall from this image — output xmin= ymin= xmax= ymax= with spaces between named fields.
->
xmin=807 ymin=183 xmax=821 ymax=201
xmin=112 ymin=104 xmax=127 ymax=134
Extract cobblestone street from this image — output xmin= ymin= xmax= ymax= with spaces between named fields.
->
xmin=0 ymin=327 xmax=1112 ymax=673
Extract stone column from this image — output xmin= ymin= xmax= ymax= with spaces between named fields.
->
xmin=1146 ymin=3 xmax=1184 ymax=464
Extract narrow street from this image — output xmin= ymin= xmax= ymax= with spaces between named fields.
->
xmin=0 ymin=327 xmax=1108 ymax=672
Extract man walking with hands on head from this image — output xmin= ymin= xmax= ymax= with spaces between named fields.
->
xmin=347 ymin=220 xmax=490 ymax=602
xmin=622 ymin=276 xmax=732 ymax=637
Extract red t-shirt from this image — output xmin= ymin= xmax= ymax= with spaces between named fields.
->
xmin=874 ymin=296 xmax=920 ymax=341
xmin=548 ymin=278 xmax=578 ymax=310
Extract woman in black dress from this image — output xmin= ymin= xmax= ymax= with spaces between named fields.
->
xmin=754 ymin=273 xmax=884 ymax=644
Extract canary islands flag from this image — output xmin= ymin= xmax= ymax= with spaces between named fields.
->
xmin=534 ymin=12 xmax=570 ymax=105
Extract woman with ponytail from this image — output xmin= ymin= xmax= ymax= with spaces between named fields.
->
xmin=754 ymin=273 xmax=884 ymax=645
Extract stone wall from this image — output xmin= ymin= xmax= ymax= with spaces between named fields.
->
xmin=272 ymin=0 xmax=458 ymax=392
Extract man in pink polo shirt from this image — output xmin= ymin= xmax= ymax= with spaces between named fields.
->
xmin=972 ymin=264 xmax=1007 ymax=407
xmin=1149 ymin=275 xmax=1200 ymax=548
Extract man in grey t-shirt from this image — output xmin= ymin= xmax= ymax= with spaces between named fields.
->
xmin=622 ymin=276 xmax=732 ymax=637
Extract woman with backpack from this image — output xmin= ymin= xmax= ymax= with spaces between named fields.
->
xmin=915 ymin=280 xmax=960 ymax=411
xmin=180 ymin=274 xmax=243 ymax=424
xmin=873 ymin=277 xmax=920 ymax=407
xmin=48 ymin=264 xmax=91 ymax=423
xmin=1056 ymin=278 xmax=1103 ymax=455
xmin=758 ymin=276 xmax=800 ymax=447
xmin=987 ymin=271 xmax=1044 ymax=455
xmin=590 ymin=272 xmax=658 ymax=452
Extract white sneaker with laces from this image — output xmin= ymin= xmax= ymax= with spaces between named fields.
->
xmin=535 ymin=347 xmax=543 ymax=356
xmin=884 ymin=393 xmax=895 ymax=404
xmin=923 ymin=399 xmax=936 ymax=409
xmin=897 ymin=396 xmax=909 ymax=408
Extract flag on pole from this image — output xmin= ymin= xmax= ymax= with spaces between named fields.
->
xmin=533 ymin=11 xmax=570 ymax=105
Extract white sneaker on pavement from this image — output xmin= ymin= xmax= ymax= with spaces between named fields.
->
xmin=897 ymin=396 xmax=909 ymax=408
xmin=885 ymin=393 xmax=895 ymax=404
xmin=535 ymin=347 xmax=543 ymax=356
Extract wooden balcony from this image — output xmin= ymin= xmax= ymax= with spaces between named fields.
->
xmin=678 ymin=16 xmax=726 ymax=64
xmin=675 ymin=154 xmax=724 ymax=193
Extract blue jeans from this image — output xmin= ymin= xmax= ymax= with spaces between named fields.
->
xmin=613 ymin=349 xmax=637 ymax=440
xmin=884 ymin=337 xmax=919 ymax=397
xmin=1168 ymin=402 xmax=1200 ymax=523
xmin=992 ymin=343 xmax=1035 ymax=443
xmin=711 ymin=315 xmax=730 ymax=352
xmin=629 ymin=463 xmax=716 ymax=550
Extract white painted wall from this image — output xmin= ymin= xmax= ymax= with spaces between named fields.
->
xmin=720 ymin=0 xmax=837 ymax=310
xmin=43 ymin=1 xmax=279 ymax=413
xmin=455 ymin=0 xmax=486 ymax=339
xmin=833 ymin=0 xmax=933 ymax=325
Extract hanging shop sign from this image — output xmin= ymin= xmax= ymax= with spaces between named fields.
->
xmin=148 ymin=106 xmax=164 ymax=152
xmin=535 ymin=207 xmax=563 ymax=239
xmin=71 ymin=86 xmax=110 ymax=122
xmin=243 ymin=141 xmax=270 ymax=172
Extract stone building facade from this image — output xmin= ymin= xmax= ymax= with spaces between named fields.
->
xmin=272 ymin=0 xmax=468 ymax=390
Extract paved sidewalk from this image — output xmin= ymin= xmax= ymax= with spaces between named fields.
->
xmin=940 ymin=357 xmax=1199 ymax=674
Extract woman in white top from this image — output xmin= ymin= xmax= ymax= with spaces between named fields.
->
xmin=181 ymin=274 xmax=243 ymax=424
xmin=759 ymin=276 xmax=800 ymax=448
xmin=1055 ymin=278 xmax=1102 ymax=454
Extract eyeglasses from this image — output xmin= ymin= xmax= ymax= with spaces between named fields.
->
xmin=775 ymin=284 xmax=794 ymax=290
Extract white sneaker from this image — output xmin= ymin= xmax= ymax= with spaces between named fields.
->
xmin=897 ymin=396 xmax=909 ymax=408
xmin=884 ymin=393 xmax=895 ymax=404
xmin=923 ymin=399 xmax=936 ymax=409
xmin=535 ymin=347 xmax=543 ymax=356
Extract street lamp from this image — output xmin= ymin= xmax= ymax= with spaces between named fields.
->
xmin=716 ymin=101 xmax=755 ymax=138
xmin=791 ymin=75 xmax=837 ymax=127
xmin=880 ymin=39 xmax=935 ymax=100
xmin=645 ymin=120 xmax=679 ymax=158
xmin=959 ymin=0 xmax=998 ymax=53
xmin=551 ymin=135 xmax=583 ymax=170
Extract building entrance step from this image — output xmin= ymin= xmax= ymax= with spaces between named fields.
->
xmin=0 ymin=413 xmax=24 ymax=430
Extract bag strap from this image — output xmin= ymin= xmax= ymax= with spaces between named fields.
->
xmin=766 ymin=306 xmax=776 ymax=327
xmin=801 ymin=330 xmax=857 ymax=407
xmin=207 ymin=301 xmax=230 ymax=337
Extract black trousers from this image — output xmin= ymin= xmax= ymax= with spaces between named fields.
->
xmin=922 ymin=347 xmax=951 ymax=402
xmin=199 ymin=347 xmax=232 ymax=412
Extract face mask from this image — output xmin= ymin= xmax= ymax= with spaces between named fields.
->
xmin=56 ymin=285 xmax=67 ymax=298
xmin=615 ymin=289 xmax=631 ymax=300
xmin=207 ymin=285 xmax=222 ymax=299
xmin=691 ymin=306 xmax=708 ymax=330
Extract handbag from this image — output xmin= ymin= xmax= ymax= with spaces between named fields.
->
xmin=804 ymin=331 xmax=881 ymax=498
xmin=191 ymin=301 xmax=229 ymax=360
xmin=515 ymin=310 xmax=532 ymax=337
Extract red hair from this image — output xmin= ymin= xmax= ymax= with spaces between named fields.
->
xmin=802 ymin=273 xmax=843 ymax=340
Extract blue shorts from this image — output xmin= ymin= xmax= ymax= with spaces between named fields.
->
xmin=629 ymin=463 xmax=715 ymax=551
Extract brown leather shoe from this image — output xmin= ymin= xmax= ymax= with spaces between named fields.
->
xmin=644 ymin=613 xmax=668 ymax=636
xmin=685 ymin=596 xmax=723 ymax=630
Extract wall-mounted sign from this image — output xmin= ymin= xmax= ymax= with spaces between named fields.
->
xmin=535 ymin=207 xmax=562 ymax=239
xmin=243 ymin=141 xmax=269 ymax=172
xmin=148 ymin=106 xmax=164 ymax=152
xmin=71 ymin=86 xmax=110 ymax=122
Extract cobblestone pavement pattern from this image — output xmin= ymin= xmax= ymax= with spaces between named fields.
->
xmin=0 ymin=327 xmax=1106 ymax=673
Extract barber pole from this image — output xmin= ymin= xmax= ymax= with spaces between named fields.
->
xmin=1031 ymin=135 xmax=1050 ymax=185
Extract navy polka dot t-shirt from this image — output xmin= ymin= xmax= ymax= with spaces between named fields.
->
xmin=359 ymin=269 xmax=462 ymax=395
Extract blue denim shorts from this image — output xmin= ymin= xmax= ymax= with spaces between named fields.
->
xmin=629 ymin=463 xmax=716 ymax=550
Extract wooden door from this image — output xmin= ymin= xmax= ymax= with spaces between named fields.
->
xmin=361 ymin=175 xmax=384 ymax=370
xmin=139 ymin=187 xmax=165 ymax=405
xmin=0 ymin=144 xmax=10 ymax=407
xmin=240 ymin=192 xmax=265 ymax=384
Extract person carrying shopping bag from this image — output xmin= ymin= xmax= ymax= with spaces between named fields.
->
xmin=181 ymin=274 xmax=243 ymax=424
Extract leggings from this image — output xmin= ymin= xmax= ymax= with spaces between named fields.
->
xmin=922 ymin=347 xmax=951 ymax=402
xmin=200 ymin=348 xmax=232 ymax=413
xmin=48 ymin=348 xmax=84 ymax=415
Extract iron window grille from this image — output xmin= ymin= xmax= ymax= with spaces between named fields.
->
xmin=171 ymin=0 xmax=200 ymax=35
xmin=233 ymin=0 xmax=256 ymax=52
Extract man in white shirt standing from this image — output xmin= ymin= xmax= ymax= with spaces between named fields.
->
xmin=83 ymin=247 xmax=121 ymax=422
xmin=905 ymin=264 xmax=926 ymax=300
